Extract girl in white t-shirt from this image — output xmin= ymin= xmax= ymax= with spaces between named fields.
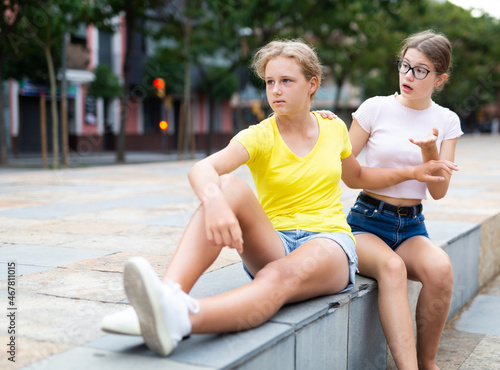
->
xmin=347 ymin=31 xmax=462 ymax=369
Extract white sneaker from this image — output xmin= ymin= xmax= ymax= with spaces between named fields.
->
xmin=123 ymin=257 xmax=200 ymax=357
xmin=100 ymin=306 xmax=141 ymax=336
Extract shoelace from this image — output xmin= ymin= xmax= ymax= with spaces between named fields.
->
xmin=164 ymin=279 xmax=201 ymax=314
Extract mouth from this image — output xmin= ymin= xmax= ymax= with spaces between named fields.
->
xmin=402 ymin=84 xmax=413 ymax=93
xmin=274 ymin=100 xmax=285 ymax=104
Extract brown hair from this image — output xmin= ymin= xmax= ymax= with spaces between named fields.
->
xmin=251 ymin=39 xmax=323 ymax=100
xmin=400 ymin=30 xmax=452 ymax=90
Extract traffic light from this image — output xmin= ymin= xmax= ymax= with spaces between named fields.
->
xmin=153 ymin=78 xmax=165 ymax=98
xmin=159 ymin=120 xmax=168 ymax=131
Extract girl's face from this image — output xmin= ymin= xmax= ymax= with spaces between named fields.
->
xmin=398 ymin=48 xmax=447 ymax=107
xmin=264 ymin=56 xmax=317 ymax=116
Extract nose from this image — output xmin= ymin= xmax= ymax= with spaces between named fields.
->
xmin=273 ymin=83 xmax=282 ymax=95
xmin=405 ymin=68 xmax=414 ymax=80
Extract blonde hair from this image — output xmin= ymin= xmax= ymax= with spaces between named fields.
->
xmin=400 ymin=30 xmax=452 ymax=90
xmin=251 ymin=39 xmax=322 ymax=100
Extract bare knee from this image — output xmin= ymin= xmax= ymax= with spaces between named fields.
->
xmin=219 ymin=174 xmax=255 ymax=205
xmin=377 ymin=256 xmax=408 ymax=290
xmin=422 ymin=253 xmax=454 ymax=292
xmin=254 ymin=261 xmax=297 ymax=301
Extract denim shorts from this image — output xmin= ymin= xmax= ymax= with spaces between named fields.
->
xmin=347 ymin=193 xmax=429 ymax=251
xmin=243 ymin=230 xmax=358 ymax=293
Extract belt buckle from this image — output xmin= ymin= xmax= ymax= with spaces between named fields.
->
xmin=397 ymin=207 xmax=409 ymax=216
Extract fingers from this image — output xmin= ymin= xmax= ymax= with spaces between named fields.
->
xmin=436 ymin=160 xmax=459 ymax=174
xmin=420 ymin=160 xmax=459 ymax=182
xmin=316 ymin=110 xmax=337 ymax=119
xmin=409 ymin=128 xmax=439 ymax=147
xmin=207 ymin=222 xmax=244 ymax=254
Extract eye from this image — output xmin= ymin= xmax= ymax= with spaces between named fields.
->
xmin=402 ymin=61 xmax=410 ymax=69
xmin=283 ymin=78 xmax=292 ymax=83
xmin=266 ymin=80 xmax=274 ymax=86
xmin=415 ymin=67 xmax=427 ymax=74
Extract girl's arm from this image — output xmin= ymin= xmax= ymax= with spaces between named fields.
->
xmin=188 ymin=141 xmax=250 ymax=253
xmin=409 ymin=128 xmax=458 ymax=199
xmin=341 ymin=153 xmax=457 ymax=190
xmin=349 ymin=118 xmax=370 ymax=157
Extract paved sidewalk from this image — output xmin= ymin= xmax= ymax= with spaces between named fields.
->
xmin=0 ymin=134 xmax=499 ymax=369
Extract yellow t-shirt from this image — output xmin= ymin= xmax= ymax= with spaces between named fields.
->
xmin=232 ymin=113 xmax=354 ymax=240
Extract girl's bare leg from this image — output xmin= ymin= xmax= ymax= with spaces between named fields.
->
xmin=397 ymin=236 xmax=453 ymax=370
xmin=356 ymin=233 xmax=418 ymax=370
xmin=190 ymin=237 xmax=350 ymax=333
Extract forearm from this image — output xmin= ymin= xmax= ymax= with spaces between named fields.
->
xmin=421 ymin=145 xmax=449 ymax=199
xmin=188 ymin=160 xmax=224 ymax=205
xmin=345 ymin=166 xmax=416 ymax=190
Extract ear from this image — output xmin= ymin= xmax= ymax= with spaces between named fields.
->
xmin=435 ymin=73 xmax=448 ymax=89
xmin=309 ymin=76 xmax=318 ymax=95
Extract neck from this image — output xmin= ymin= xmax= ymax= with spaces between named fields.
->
xmin=275 ymin=111 xmax=314 ymax=131
xmin=396 ymin=93 xmax=432 ymax=110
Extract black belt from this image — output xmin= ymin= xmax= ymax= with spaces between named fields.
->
xmin=358 ymin=192 xmax=423 ymax=216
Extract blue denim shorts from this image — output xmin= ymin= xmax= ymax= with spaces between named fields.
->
xmin=243 ymin=230 xmax=358 ymax=293
xmin=347 ymin=192 xmax=429 ymax=251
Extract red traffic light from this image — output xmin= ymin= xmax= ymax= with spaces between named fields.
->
xmin=153 ymin=78 xmax=165 ymax=89
xmin=159 ymin=120 xmax=168 ymax=130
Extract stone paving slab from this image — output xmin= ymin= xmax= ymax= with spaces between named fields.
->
xmin=458 ymin=335 xmax=500 ymax=369
xmin=0 ymin=245 xmax=113 ymax=272
xmin=454 ymin=295 xmax=500 ymax=336
xmin=436 ymin=329 xmax=485 ymax=370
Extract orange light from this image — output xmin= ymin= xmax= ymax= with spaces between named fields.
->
xmin=159 ymin=120 xmax=168 ymax=130
xmin=153 ymin=78 xmax=165 ymax=89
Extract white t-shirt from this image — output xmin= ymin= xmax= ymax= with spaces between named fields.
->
xmin=352 ymin=93 xmax=463 ymax=200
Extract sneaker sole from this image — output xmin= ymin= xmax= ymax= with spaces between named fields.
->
xmin=101 ymin=324 xmax=141 ymax=336
xmin=124 ymin=257 xmax=174 ymax=356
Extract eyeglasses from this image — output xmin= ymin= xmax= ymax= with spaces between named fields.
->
xmin=397 ymin=60 xmax=438 ymax=80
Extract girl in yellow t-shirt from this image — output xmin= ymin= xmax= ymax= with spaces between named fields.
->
xmin=102 ymin=39 xmax=457 ymax=357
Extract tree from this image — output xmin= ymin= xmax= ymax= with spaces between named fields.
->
xmin=7 ymin=1 xmax=113 ymax=167
xmin=104 ymin=0 xmax=165 ymax=163
xmin=0 ymin=0 xmax=38 ymax=165
xmin=299 ymin=0 xmax=426 ymax=112
xmin=145 ymin=0 xmax=242 ymax=157
xmin=88 ymin=63 xmax=122 ymax=100
xmin=87 ymin=64 xmax=122 ymax=144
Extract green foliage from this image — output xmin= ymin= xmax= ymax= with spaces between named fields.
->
xmin=199 ymin=66 xmax=238 ymax=100
xmin=3 ymin=0 xmax=500 ymax=124
xmin=88 ymin=64 xmax=122 ymax=99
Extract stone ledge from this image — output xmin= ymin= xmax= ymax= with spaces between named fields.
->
xmin=24 ymin=218 xmax=486 ymax=370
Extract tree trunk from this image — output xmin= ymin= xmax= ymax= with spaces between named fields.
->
xmin=61 ymin=32 xmax=69 ymax=167
xmin=116 ymin=12 xmax=135 ymax=163
xmin=332 ymin=75 xmax=345 ymax=113
xmin=0 ymin=58 xmax=7 ymax=166
xmin=206 ymin=96 xmax=215 ymax=156
xmin=182 ymin=19 xmax=192 ymax=159
xmin=40 ymin=93 xmax=48 ymax=168
xmin=45 ymin=45 xmax=59 ymax=168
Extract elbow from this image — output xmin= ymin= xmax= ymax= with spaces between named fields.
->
xmin=188 ymin=161 xmax=203 ymax=184
xmin=343 ymin=178 xmax=361 ymax=189
xmin=429 ymin=187 xmax=448 ymax=200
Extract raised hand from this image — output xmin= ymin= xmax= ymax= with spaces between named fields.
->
xmin=409 ymin=127 xmax=439 ymax=152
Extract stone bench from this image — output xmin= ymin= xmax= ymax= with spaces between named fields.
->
xmin=26 ymin=217 xmax=493 ymax=370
